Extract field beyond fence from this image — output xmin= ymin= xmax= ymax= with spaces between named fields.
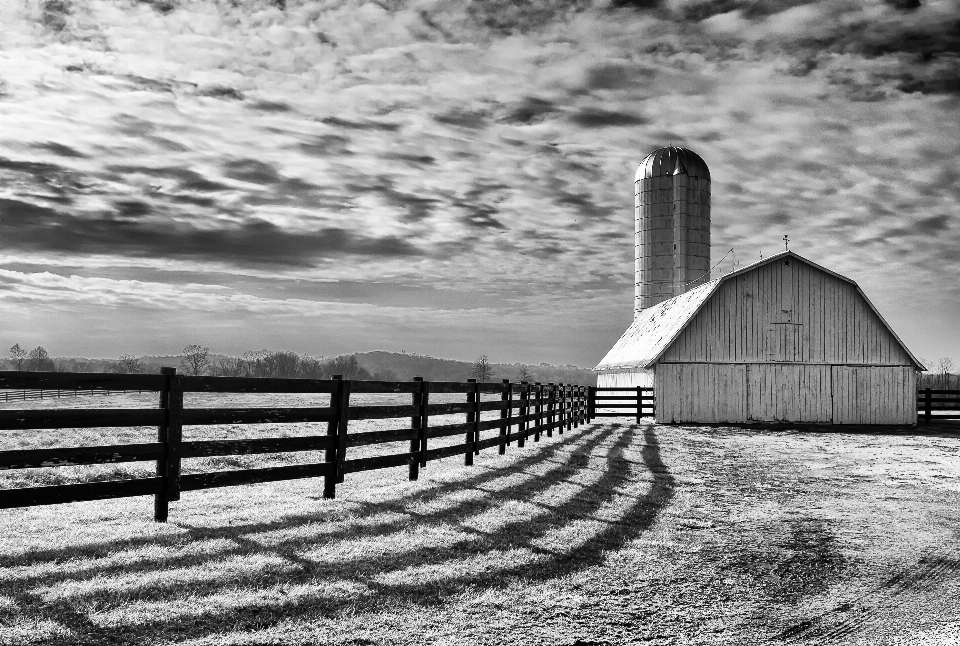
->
xmin=0 ymin=370 xmax=607 ymax=522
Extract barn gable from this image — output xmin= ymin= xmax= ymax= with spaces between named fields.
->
xmin=595 ymin=251 xmax=924 ymax=372
xmin=661 ymin=252 xmax=923 ymax=369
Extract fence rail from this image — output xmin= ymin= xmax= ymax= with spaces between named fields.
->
xmin=0 ymin=371 xmax=592 ymax=521
xmin=2 ymin=388 xmax=130 ymax=402
xmin=588 ymin=386 xmax=655 ymax=421
xmin=918 ymin=388 xmax=960 ymax=424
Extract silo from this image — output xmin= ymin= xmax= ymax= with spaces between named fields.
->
xmin=635 ymin=146 xmax=711 ymax=316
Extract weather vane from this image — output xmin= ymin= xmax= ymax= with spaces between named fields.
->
xmin=783 ymin=234 xmax=789 ymax=251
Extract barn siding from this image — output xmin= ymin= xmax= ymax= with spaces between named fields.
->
xmin=831 ymin=366 xmax=916 ymax=424
xmin=655 ymin=363 xmax=746 ymax=423
xmin=744 ymin=364 xmax=832 ymax=422
xmin=659 ymin=258 xmax=914 ymax=366
xmin=655 ymin=363 xmax=915 ymax=424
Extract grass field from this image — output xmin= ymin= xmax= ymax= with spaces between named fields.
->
xmin=1 ymin=402 xmax=959 ymax=645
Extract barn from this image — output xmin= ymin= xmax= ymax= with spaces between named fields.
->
xmin=595 ymin=250 xmax=924 ymax=424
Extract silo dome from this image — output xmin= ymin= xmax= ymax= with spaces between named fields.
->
xmin=636 ymin=146 xmax=711 ymax=182
xmin=634 ymin=145 xmax=712 ymax=317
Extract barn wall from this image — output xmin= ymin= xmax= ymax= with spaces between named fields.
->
xmin=655 ymin=362 xmax=917 ymax=424
xmin=659 ymin=258 xmax=914 ymax=366
xmin=831 ymin=366 xmax=916 ymax=425
xmin=597 ymin=369 xmax=654 ymax=389
xmin=655 ymin=363 xmax=746 ymax=423
xmin=746 ymin=364 xmax=832 ymax=422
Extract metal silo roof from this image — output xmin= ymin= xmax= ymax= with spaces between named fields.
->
xmin=635 ymin=146 xmax=711 ymax=182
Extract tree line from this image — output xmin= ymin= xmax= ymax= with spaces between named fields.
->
xmin=4 ymin=344 xmax=597 ymax=385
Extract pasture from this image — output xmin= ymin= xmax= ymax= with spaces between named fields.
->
xmin=1 ymin=395 xmax=958 ymax=645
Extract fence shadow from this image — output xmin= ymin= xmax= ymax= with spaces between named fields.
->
xmin=1 ymin=423 xmax=674 ymax=644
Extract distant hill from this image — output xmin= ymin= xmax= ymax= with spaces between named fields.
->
xmin=356 ymin=351 xmax=596 ymax=386
xmin=1 ymin=350 xmax=596 ymax=385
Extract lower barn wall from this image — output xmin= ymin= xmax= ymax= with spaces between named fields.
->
xmin=655 ymin=363 xmax=747 ymax=423
xmin=831 ymin=365 xmax=916 ymax=425
xmin=655 ymin=363 xmax=916 ymax=425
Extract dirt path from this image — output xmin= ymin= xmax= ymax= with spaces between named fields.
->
xmin=1 ymin=421 xmax=958 ymax=645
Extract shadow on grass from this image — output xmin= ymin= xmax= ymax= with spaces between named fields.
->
xmin=1 ymin=423 xmax=675 ymax=644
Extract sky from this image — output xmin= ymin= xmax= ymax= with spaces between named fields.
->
xmin=1 ymin=0 xmax=958 ymax=368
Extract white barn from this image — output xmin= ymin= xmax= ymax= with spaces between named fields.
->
xmin=595 ymin=251 xmax=924 ymax=425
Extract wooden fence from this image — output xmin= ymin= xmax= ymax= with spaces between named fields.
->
xmin=918 ymin=388 xmax=960 ymax=424
xmin=0 ymin=370 xmax=592 ymax=521
xmin=2 ymin=388 xmax=126 ymax=402
xmin=588 ymin=387 xmax=655 ymax=422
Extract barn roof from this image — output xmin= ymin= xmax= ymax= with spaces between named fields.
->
xmin=594 ymin=251 xmax=926 ymax=372
xmin=593 ymin=277 xmax=718 ymax=371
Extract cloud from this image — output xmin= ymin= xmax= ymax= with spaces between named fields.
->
xmin=569 ymin=107 xmax=649 ymax=127
xmin=498 ymin=97 xmax=557 ymax=125
xmin=36 ymin=142 xmax=87 ymax=158
xmin=222 ymin=159 xmax=283 ymax=185
xmin=319 ymin=117 xmax=401 ymax=132
xmin=433 ymin=109 xmax=489 ymax=129
xmin=248 ymin=99 xmax=293 ymax=113
xmin=0 ymin=198 xmax=423 ymax=267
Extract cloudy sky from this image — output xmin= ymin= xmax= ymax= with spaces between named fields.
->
xmin=1 ymin=0 xmax=958 ymax=367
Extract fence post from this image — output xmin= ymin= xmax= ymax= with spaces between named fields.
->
xmin=155 ymin=368 xmax=171 ymax=522
xmin=579 ymin=386 xmax=585 ymax=426
xmin=518 ymin=382 xmax=528 ymax=448
xmin=636 ymin=386 xmax=642 ymax=424
xmin=500 ymin=379 xmax=510 ymax=455
xmin=557 ymin=383 xmax=564 ymax=434
xmin=473 ymin=379 xmax=482 ymax=457
xmin=556 ymin=383 xmax=562 ymax=436
xmin=573 ymin=385 xmax=583 ymax=428
xmin=561 ymin=383 xmax=567 ymax=434
xmin=420 ymin=380 xmax=430 ymax=467
xmin=155 ymin=367 xmax=182 ymax=522
xmin=336 ymin=379 xmax=351 ymax=483
xmin=547 ymin=383 xmax=555 ymax=438
xmin=550 ymin=383 xmax=563 ymax=437
xmin=533 ymin=383 xmax=542 ymax=442
xmin=409 ymin=377 xmax=423 ymax=481
xmin=924 ymin=387 xmax=931 ymax=426
xmin=588 ymin=386 xmax=596 ymax=421
xmin=465 ymin=379 xmax=477 ymax=466
xmin=324 ymin=375 xmax=348 ymax=498
xmin=568 ymin=385 xmax=574 ymax=431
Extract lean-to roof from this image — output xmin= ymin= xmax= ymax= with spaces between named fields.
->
xmin=594 ymin=251 xmax=926 ymax=372
xmin=594 ymin=278 xmax=718 ymax=372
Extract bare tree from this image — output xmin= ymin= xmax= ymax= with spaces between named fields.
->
xmin=110 ymin=355 xmax=145 ymax=374
xmin=180 ymin=345 xmax=211 ymax=376
xmin=28 ymin=346 xmax=55 ymax=371
xmin=329 ymin=354 xmax=371 ymax=380
xmin=10 ymin=343 xmax=27 ymax=370
xmin=471 ymin=354 xmax=496 ymax=383
xmin=212 ymin=356 xmax=245 ymax=377
xmin=242 ymin=349 xmax=271 ymax=377
xmin=516 ymin=365 xmax=534 ymax=383
xmin=934 ymin=356 xmax=955 ymax=389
